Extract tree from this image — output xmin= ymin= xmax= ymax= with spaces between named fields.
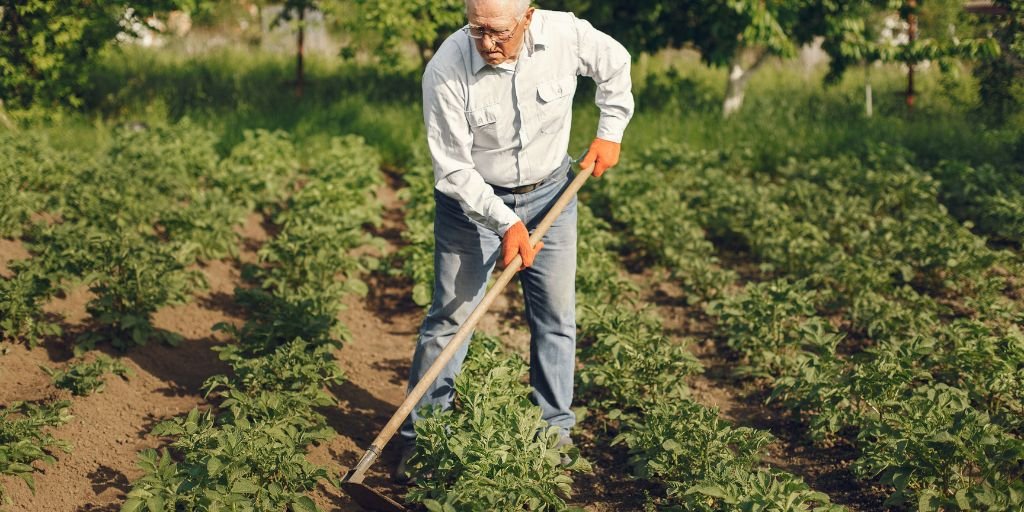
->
xmin=274 ymin=0 xmax=320 ymax=97
xmin=821 ymin=0 xmax=1000 ymax=112
xmin=970 ymin=0 xmax=1024 ymax=122
xmin=545 ymin=0 xmax=998 ymax=116
xmin=0 ymin=0 xmax=193 ymax=110
xmin=545 ymin=0 xmax=859 ymax=116
xmin=336 ymin=0 xmax=464 ymax=69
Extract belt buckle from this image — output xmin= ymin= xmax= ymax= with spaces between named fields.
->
xmin=512 ymin=182 xmax=539 ymax=194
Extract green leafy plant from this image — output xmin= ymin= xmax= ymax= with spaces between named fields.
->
xmin=124 ymin=133 xmax=384 ymax=511
xmin=71 ymin=227 xmax=205 ymax=353
xmin=123 ymin=408 xmax=334 ymax=512
xmin=392 ymin=159 xmax=437 ymax=306
xmin=408 ymin=335 xmax=591 ymax=511
xmin=0 ymin=400 xmax=72 ymax=504
xmin=614 ymin=400 xmax=841 ymax=512
xmin=853 ymin=384 xmax=1024 ymax=510
xmin=932 ymin=160 xmax=1024 ymax=245
xmin=0 ymin=259 xmax=62 ymax=347
xmin=211 ymin=129 xmax=301 ymax=213
xmin=160 ymin=187 xmax=249 ymax=262
xmin=597 ymin=140 xmax=1024 ymax=507
xmin=42 ymin=354 xmax=133 ymax=396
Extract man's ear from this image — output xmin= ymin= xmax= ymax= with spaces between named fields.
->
xmin=524 ymin=6 xmax=535 ymax=23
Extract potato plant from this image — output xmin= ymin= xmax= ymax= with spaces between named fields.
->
xmin=42 ymin=353 xmax=133 ymax=396
xmin=254 ymin=135 xmax=385 ymax=338
xmin=0 ymin=259 xmax=62 ymax=347
xmin=123 ymin=135 xmax=386 ymax=512
xmin=852 ymin=384 xmax=1024 ymax=510
xmin=0 ymin=121 xmax=261 ymax=351
xmin=573 ymin=202 xmax=842 ymax=511
xmin=0 ymin=400 xmax=72 ymax=504
xmin=104 ymin=121 xmax=220 ymax=200
xmin=392 ymin=159 xmax=438 ymax=306
xmin=589 ymin=158 xmax=735 ymax=302
xmin=613 ymin=400 xmax=841 ymax=512
xmin=160 ymin=187 xmax=249 ymax=262
xmin=599 ymin=140 xmax=1024 ymax=509
xmin=123 ymin=408 xmax=332 ymax=512
xmin=0 ymin=131 xmax=79 ymax=238
xmin=210 ymin=129 xmax=302 ymax=213
xmin=65 ymin=226 xmax=205 ymax=352
xmin=932 ymin=159 xmax=1024 ymax=245
xmin=408 ymin=335 xmax=591 ymax=511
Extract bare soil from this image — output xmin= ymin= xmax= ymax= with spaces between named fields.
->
xmin=1 ymin=170 xmax=895 ymax=511
xmin=628 ymin=264 xmax=893 ymax=511
xmin=0 ymin=213 xmax=268 ymax=511
xmin=0 ymin=171 xmax=631 ymax=511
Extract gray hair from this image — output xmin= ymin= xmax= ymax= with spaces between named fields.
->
xmin=465 ymin=0 xmax=530 ymax=17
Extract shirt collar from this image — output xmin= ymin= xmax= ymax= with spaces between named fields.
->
xmin=468 ymin=12 xmax=549 ymax=75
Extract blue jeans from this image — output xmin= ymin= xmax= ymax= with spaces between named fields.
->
xmin=399 ymin=162 xmax=578 ymax=445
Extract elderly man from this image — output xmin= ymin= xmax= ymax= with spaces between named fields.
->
xmin=395 ymin=0 xmax=634 ymax=482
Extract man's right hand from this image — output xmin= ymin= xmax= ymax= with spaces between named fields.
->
xmin=501 ymin=221 xmax=544 ymax=270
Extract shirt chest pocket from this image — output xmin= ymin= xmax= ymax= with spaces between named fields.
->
xmin=536 ymin=76 xmax=576 ymax=134
xmin=466 ymin=104 xmax=500 ymax=149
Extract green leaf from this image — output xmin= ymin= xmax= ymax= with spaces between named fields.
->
xmin=121 ymin=498 xmax=144 ymax=512
xmin=230 ymin=479 xmax=260 ymax=494
xmin=412 ymin=282 xmax=432 ymax=306
xmin=290 ymin=496 xmax=318 ymax=512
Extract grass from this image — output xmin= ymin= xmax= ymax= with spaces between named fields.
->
xmin=7 ymin=43 xmax=1021 ymax=174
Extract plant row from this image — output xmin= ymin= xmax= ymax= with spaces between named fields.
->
xmin=573 ymin=202 xmax=843 ymax=511
xmin=931 ymin=157 xmax=1024 ymax=246
xmin=0 ymin=401 xmax=72 ymax=506
xmin=1 ymin=123 xmax=303 ymax=506
xmin=595 ymin=141 xmax=1024 ymax=510
xmin=1 ymin=352 xmax=136 ymax=505
xmin=391 ymin=159 xmax=840 ymax=510
xmin=0 ymin=123 xmax=304 ymax=351
xmin=122 ymin=135 xmax=386 ymax=511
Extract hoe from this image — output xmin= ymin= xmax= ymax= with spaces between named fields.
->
xmin=341 ymin=163 xmax=595 ymax=511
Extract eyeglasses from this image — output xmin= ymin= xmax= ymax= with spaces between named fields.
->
xmin=464 ymin=16 xmax=524 ymax=43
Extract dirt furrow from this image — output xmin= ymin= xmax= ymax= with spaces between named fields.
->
xmin=0 ymin=214 xmax=267 ymax=511
xmin=627 ymin=264 xmax=891 ymax=511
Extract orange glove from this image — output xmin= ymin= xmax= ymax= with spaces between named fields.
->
xmin=579 ymin=138 xmax=621 ymax=178
xmin=501 ymin=221 xmax=544 ymax=270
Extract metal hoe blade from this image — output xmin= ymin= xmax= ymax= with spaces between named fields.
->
xmin=341 ymin=481 xmax=406 ymax=512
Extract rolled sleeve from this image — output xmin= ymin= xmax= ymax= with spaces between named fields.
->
xmin=574 ymin=15 xmax=634 ymax=143
xmin=423 ymin=61 xmax=519 ymax=235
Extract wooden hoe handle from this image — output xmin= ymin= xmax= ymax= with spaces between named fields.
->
xmin=345 ymin=163 xmax=594 ymax=484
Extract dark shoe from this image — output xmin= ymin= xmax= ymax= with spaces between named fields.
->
xmin=392 ymin=443 xmax=416 ymax=485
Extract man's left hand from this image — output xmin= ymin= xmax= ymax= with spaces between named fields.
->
xmin=579 ymin=138 xmax=621 ymax=178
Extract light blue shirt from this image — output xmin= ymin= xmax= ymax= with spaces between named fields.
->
xmin=422 ymin=9 xmax=635 ymax=234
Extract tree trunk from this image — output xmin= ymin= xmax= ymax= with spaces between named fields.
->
xmin=905 ymin=0 xmax=917 ymax=111
xmin=256 ymin=4 xmax=264 ymax=46
xmin=418 ymin=42 xmax=431 ymax=70
xmin=295 ymin=7 xmax=305 ymax=98
xmin=865 ymin=62 xmax=873 ymax=117
xmin=723 ymin=47 xmax=769 ymax=118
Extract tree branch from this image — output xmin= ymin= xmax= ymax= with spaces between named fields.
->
xmin=746 ymin=47 xmax=772 ymax=77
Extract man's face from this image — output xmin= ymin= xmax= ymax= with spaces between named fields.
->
xmin=467 ymin=1 xmax=534 ymax=66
